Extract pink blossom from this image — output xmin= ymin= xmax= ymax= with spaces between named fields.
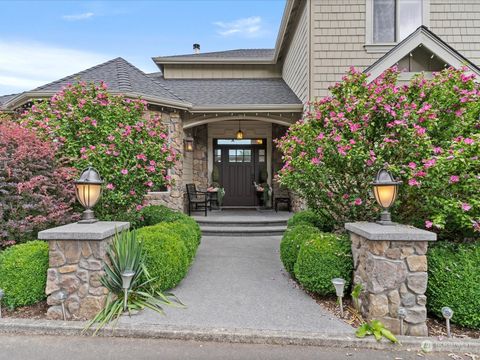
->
xmin=408 ymin=162 xmax=417 ymax=169
xmin=80 ymin=147 xmax=87 ymax=154
xmin=106 ymin=183 xmax=115 ymax=190
xmin=316 ymin=133 xmax=325 ymax=140
xmin=89 ymin=145 xmax=96 ymax=150
xmin=121 ymin=169 xmax=128 ymax=175
xmin=462 ymin=203 xmax=472 ymax=212
xmin=425 ymin=220 xmax=433 ymax=229
xmin=136 ymin=205 xmax=143 ymax=211
xmin=107 ymin=135 xmax=115 ymax=142
xmin=408 ymin=178 xmax=420 ymax=187
xmin=433 ymin=146 xmax=443 ymax=154
xmin=464 ymin=138 xmax=475 ymax=145
xmin=342 ymin=194 xmax=349 ymax=200
xmin=354 ymin=198 xmax=362 ymax=206
xmin=136 ymin=153 xmax=147 ymax=161
xmin=130 ymin=189 xmax=136 ymax=195
xmin=146 ymin=181 xmax=153 ymax=188
xmin=311 ymin=157 xmax=320 ymax=165
xmin=450 ymin=175 xmax=459 ymax=183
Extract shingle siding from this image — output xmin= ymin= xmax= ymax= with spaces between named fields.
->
xmin=430 ymin=0 xmax=480 ymax=66
xmin=282 ymin=0 xmax=310 ymax=103
xmin=310 ymin=0 xmax=383 ymax=99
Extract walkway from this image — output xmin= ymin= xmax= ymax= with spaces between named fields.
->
xmin=120 ymin=214 xmax=353 ymax=333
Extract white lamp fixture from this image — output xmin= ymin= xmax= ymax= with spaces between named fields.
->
xmin=397 ymin=307 xmax=407 ymax=335
xmin=58 ymin=290 xmax=68 ymax=321
xmin=371 ymin=168 xmax=401 ymax=225
xmin=121 ymin=270 xmax=136 ymax=312
xmin=441 ymin=306 xmax=454 ymax=338
xmin=331 ymin=278 xmax=346 ymax=317
xmin=74 ymin=166 xmax=103 ymax=223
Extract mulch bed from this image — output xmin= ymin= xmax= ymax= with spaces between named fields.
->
xmin=2 ymin=301 xmax=49 ymax=320
xmin=312 ymin=294 xmax=480 ymax=340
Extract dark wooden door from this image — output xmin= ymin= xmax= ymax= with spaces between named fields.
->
xmin=214 ymin=140 xmax=267 ymax=207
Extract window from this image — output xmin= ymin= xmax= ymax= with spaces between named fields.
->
xmin=370 ymin=0 xmax=424 ymax=44
xmin=216 ymin=139 xmax=264 ymax=145
xmin=214 ymin=149 xmax=222 ymax=163
xmin=228 ymin=149 xmax=251 ymax=163
xmin=258 ymin=149 xmax=265 ymax=163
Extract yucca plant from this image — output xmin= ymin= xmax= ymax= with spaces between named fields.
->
xmin=84 ymin=229 xmax=182 ymax=335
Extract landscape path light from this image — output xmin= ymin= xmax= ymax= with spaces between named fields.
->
xmin=371 ymin=168 xmax=401 ymax=225
xmin=441 ymin=306 xmax=453 ymax=338
xmin=0 ymin=289 xmax=4 ymax=318
xmin=58 ymin=290 xmax=68 ymax=321
xmin=121 ymin=270 xmax=136 ymax=312
xmin=74 ymin=166 xmax=103 ymax=223
xmin=397 ymin=307 xmax=407 ymax=335
xmin=331 ymin=278 xmax=346 ymax=317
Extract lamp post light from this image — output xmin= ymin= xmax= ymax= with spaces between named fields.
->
xmin=58 ymin=290 xmax=68 ymax=321
xmin=74 ymin=166 xmax=103 ymax=223
xmin=0 ymin=289 xmax=4 ymax=318
xmin=121 ymin=270 xmax=136 ymax=312
xmin=331 ymin=278 xmax=346 ymax=317
xmin=184 ymin=137 xmax=194 ymax=152
xmin=397 ymin=307 xmax=407 ymax=335
xmin=441 ymin=307 xmax=454 ymax=338
xmin=371 ymin=168 xmax=402 ymax=225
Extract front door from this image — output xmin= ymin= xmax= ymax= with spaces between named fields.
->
xmin=213 ymin=139 xmax=267 ymax=207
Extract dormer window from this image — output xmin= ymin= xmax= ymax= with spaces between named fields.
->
xmin=367 ymin=0 xmax=428 ymax=48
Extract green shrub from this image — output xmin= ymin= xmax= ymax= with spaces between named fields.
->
xmin=137 ymin=225 xmax=189 ymax=291
xmin=0 ymin=240 xmax=49 ymax=308
xmin=153 ymin=221 xmax=201 ymax=264
xmin=287 ymin=210 xmax=334 ymax=232
xmin=140 ymin=205 xmax=189 ymax=226
xmin=427 ymin=242 xmax=480 ymax=329
xmin=280 ymin=224 xmax=321 ymax=275
xmin=294 ymin=233 xmax=353 ymax=296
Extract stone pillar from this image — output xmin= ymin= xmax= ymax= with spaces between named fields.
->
xmin=345 ymin=222 xmax=436 ymax=336
xmin=38 ymin=221 xmax=129 ymax=320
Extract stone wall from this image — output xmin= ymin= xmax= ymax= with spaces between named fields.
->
xmin=346 ymin=222 xmax=436 ymax=336
xmin=39 ymin=222 xmax=129 ymax=320
xmin=144 ymin=111 xmax=185 ymax=211
xmin=192 ymin=125 xmax=208 ymax=190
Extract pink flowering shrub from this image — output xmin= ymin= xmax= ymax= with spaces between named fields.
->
xmin=276 ymin=67 xmax=480 ymax=241
xmin=21 ymin=82 xmax=178 ymax=221
xmin=0 ymin=121 xmax=77 ymax=248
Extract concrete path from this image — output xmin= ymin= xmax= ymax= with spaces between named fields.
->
xmin=0 ymin=334 xmax=453 ymax=360
xmin=120 ymin=234 xmax=352 ymax=333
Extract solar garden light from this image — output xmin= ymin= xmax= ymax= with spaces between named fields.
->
xmin=441 ymin=307 xmax=454 ymax=338
xmin=0 ymin=289 xmax=4 ymax=318
xmin=121 ymin=270 xmax=136 ymax=312
xmin=74 ymin=166 xmax=103 ymax=224
xmin=397 ymin=307 xmax=407 ymax=335
xmin=58 ymin=290 xmax=68 ymax=321
xmin=371 ymin=168 xmax=402 ymax=225
xmin=331 ymin=278 xmax=346 ymax=317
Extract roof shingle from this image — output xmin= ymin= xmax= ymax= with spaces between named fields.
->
xmin=154 ymin=48 xmax=275 ymax=61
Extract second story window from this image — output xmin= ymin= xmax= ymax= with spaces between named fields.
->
xmin=372 ymin=0 xmax=423 ymax=43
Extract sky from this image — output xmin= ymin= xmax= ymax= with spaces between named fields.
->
xmin=0 ymin=0 xmax=286 ymax=95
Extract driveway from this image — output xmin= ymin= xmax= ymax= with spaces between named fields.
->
xmin=120 ymin=234 xmax=352 ymax=333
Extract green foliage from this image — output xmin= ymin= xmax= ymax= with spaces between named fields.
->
xmin=276 ymin=67 xmax=480 ymax=241
xmin=137 ymin=225 xmax=189 ymax=291
xmin=294 ymin=233 xmax=353 ymax=296
xmin=154 ymin=221 xmax=201 ymax=265
xmin=21 ymin=82 xmax=178 ymax=220
xmin=280 ymin=224 xmax=321 ymax=275
xmin=140 ymin=205 xmax=189 ymax=227
xmin=356 ymin=320 xmax=398 ymax=343
xmin=351 ymin=283 xmax=363 ymax=312
xmin=427 ymin=241 xmax=480 ymax=329
xmin=0 ymin=241 xmax=48 ymax=309
xmin=287 ymin=210 xmax=335 ymax=232
xmin=85 ymin=230 xmax=181 ymax=335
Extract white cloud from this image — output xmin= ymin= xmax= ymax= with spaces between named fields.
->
xmin=214 ymin=16 xmax=264 ymax=38
xmin=62 ymin=12 xmax=95 ymax=21
xmin=0 ymin=40 xmax=111 ymax=94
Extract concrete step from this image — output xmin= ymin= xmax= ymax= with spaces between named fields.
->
xmin=200 ymin=225 xmax=287 ymax=237
xmin=196 ymin=219 xmax=287 ymax=227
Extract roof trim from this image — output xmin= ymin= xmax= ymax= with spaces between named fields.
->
xmin=365 ymin=26 xmax=480 ymax=81
xmin=189 ymin=103 xmax=303 ymax=113
xmin=273 ymin=0 xmax=296 ymax=62
xmin=152 ymin=56 xmax=275 ymax=65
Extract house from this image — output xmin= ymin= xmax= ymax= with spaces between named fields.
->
xmin=1 ymin=0 xmax=480 ymax=211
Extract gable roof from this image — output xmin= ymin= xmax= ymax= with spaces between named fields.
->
xmin=365 ymin=26 xmax=480 ymax=80
xmin=2 ymin=57 xmax=190 ymax=111
xmin=0 ymin=93 xmax=19 ymax=108
xmin=154 ymin=49 xmax=275 ymax=64
xmin=147 ymin=73 xmax=302 ymax=111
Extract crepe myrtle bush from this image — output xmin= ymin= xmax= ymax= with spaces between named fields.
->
xmin=276 ymin=66 xmax=480 ymax=241
xmin=21 ymin=81 xmax=179 ymax=220
xmin=0 ymin=121 xmax=77 ymax=248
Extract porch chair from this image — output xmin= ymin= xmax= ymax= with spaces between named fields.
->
xmin=186 ymin=183 xmax=208 ymax=216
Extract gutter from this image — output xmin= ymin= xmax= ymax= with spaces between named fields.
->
xmin=190 ymin=104 xmax=303 ymax=113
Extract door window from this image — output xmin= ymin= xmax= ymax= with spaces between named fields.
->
xmin=228 ymin=149 xmax=252 ymax=163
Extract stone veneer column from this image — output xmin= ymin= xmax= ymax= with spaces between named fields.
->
xmin=38 ymin=221 xmax=129 ymax=320
xmin=345 ymin=222 xmax=436 ymax=336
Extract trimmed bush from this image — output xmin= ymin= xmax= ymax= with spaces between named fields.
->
xmin=427 ymin=242 xmax=480 ymax=329
xmin=154 ymin=221 xmax=200 ymax=264
xmin=280 ymin=224 xmax=321 ymax=275
xmin=0 ymin=240 xmax=49 ymax=308
xmin=294 ymin=233 xmax=353 ymax=296
xmin=287 ymin=210 xmax=334 ymax=232
xmin=140 ymin=205 xmax=188 ymax=226
xmin=137 ymin=225 xmax=189 ymax=291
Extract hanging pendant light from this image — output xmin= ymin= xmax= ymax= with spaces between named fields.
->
xmin=236 ymin=120 xmax=244 ymax=140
